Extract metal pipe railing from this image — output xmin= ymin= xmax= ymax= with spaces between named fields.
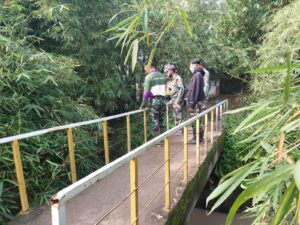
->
xmin=0 ymin=109 xmax=147 ymax=215
xmin=50 ymin=100 xmax=228 ymax=225
xmin=0 ymin=109 xmax=145 ymax=144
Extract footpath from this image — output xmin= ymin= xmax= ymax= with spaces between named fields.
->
xmin=10 ymin=126 xmax=219 ymax=225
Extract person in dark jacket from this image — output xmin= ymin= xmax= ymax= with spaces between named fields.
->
xmin=186 ymin=59 xmax=206 ymax=144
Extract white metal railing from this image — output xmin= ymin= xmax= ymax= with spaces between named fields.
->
xmin=0 ymin=109 xmax=147 ymax=215
xmin=50 ymin=100 xmax=228 ymax=225
xmin=0 ymin=109 xmax=145 ymax=144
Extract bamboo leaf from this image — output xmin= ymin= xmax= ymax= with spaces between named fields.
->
xmin=281 ymin=118 xmax=300 ymax=132
xmin=131 ymin=39 xmax=139 ymax=72
xmin=246 ymin=63 xmax=300 ymax=74
xmin=273 ymin=181 xmax=297 ymax=225
xmin=295 ymin=192 xmax=300 ymax=225
xmin=233 ymin=101 xmax=271 ymax=133
xmin=180 ymin=10 xmax=192 ymax=38
xmin=208 ymin=162 xmax=259 ymax=213
xmin=143 ymin=7 xmax=148 ymax=33
xmin=260 ymin=141 xmax=275 ymax=153
xmin=294 ymin=160 xmax=300 ymax=191
xmin=220 ymin=161 xmax=258 ymax=182
xmin=146 ymin=32 xmax=150 ymax=48
xmin=207 ymin=176 xmax=238 ymax=206
xmin=105 ymin=14 xmax=138 ymax=32
xmin=242 ymin=109 xmax=291 ymax=161
xmin=237 ymin=109 xmax=281 ymax=132
xmin=226 ymin=165 xmax=294 ymax=225
xmin=147 ymin=47 xmax=156 ymax=69
xmin=224 ymin=104 xmax=258 ymax=114
xmin=109 ymin=10 xmax=125 ymax=24
xmin=124 ymin=41 xmax=134 ymax=65
xmin=284 ymin=56 xmax=291 ymax=102
xmin=0 ymin=181 xmax=3 ymax=197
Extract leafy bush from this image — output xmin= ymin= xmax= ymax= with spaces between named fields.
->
xmin=0 ymin=0 xmax=147 ymax=221
xmin=214 ymin=114 xmax=249 ymax=178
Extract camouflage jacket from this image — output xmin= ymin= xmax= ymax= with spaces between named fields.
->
xmin=166 ymin=74 xmax=185 ymax=102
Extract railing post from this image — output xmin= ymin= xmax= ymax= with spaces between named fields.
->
xmin=11 ymin=140 xmax=29 ymax=214
xmin=216 ymin=107 xmax=219 ymax=132
xmin=51 ymin=202 xmax=66 ymax=225
xmin=211 ymin=110 xmax=214 ymax=143
xmin=143 ymin=111 xmax=147 ymax=143
xmin=67 ymin=128 xmax=77 ymax=183
xmin=220 ymin=104 xmax=223 ymax=130
xmin=196 ymin=118 xmax=200 ymax=165
xmin=204 ymin=114 xmax=208 ymax=152
xmin=166 ymin=104 xmax=169 ymax=130
xmin=127 ymin=115 xmax=131 ymax=152
xmin=101 ymin=120 xmax=110 ymax=165
xmin=130 ymin=158 xmax=138 ymax=225
xmin=183 ymin=127 xmax=188 ymax=183
xmin=220 ymin=104 xmax=223 ymax=118
xmin=164 ymin=137 xmax=170 ymax=211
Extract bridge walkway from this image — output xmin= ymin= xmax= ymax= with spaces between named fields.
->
xmin=6 ymin=100 xmax=227 ymax=225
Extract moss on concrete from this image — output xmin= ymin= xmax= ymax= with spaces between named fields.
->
xmin=165 ymin=133 xmax=224 ymax=225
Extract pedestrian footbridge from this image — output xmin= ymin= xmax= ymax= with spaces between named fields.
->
xmin=2 ymin=100 xmax=228 ymax=225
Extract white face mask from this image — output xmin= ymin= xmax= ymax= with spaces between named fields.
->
xmin=189 ymin=64 xmax=195 ymax=73
xmin=190 ymin=64 xmax=200 ymax=73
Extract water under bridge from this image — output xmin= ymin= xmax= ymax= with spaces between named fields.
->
xmin=1 ymin=100 xmax=228 ymax=225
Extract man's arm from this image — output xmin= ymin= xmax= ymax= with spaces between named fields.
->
xmin=140 ymin=75 xmax=152 ymax=108
xmin=203 ymin=69 xmax=210 ymax=96
xmin=187 ymin=75 xmax=200 ymax=108
xmin=176 ymin=76 xmax=185 ymax=103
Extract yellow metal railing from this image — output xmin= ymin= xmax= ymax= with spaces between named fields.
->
xmin=11 ymin=140 xmax=29 ymax=213
xmin=0 ymin=109 xmax=147 ymax=215
xmin=50 ymin=100 xmax=228 ymax=225
xmin=164 ymin=136 xmax=170 ymax=211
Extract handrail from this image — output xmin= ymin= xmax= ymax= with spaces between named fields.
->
xmin=0 ymin=109 xmax=145 ymax=144
xmin=1 ymin=108 xmax=147 ymax=215
xmin=50 ymin=99 xmax=228 ymax=225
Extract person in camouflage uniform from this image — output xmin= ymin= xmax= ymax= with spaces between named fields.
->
xmin=140 ymin=60 xmax=167 ymax=134
xmin=164 ymin=64 xmax=185 ymax=135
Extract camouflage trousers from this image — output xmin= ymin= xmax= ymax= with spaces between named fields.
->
xmin=189 ymin=101 xmax=206 ymax=140
xmin=149 ymin=96 xmax=166 ymax=134
xmin=172 ymin=102 xmax=183 ymax=126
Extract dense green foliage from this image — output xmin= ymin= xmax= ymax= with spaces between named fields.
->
xmin=107 ymin=0 xmax=288 ymax=80
xmin=40 ymin=0 xmax=138 ymax=113
xmin=214 ymin=115 xmax=247 ymax=178
xmin=206 ymin=2 xmax=300 ymax=224
xmin=0 ymin=0 xmax=144 ymax=221
xmin=0 ymin=0 xmax=299 ymax=224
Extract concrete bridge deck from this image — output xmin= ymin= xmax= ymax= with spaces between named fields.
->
xmin=10 ymin=127 xmax=222 ymax=225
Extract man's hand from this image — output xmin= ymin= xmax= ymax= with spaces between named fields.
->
xmin=139 ymin=102 xmax=146 ymax=110
xmin=188 ymin=107 xmax=194 ymax=113
xmin=166 ymin=100 xmax=173 ymax=106
xmin=175 ymin=99 xmax=182 ymax=105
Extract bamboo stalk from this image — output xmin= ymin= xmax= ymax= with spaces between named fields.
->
xmin=276 ymin=134 xmax=293 ymax=165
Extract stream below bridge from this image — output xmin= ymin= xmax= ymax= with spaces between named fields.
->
xmin=188 ymin=209 xmax=252 ymax=225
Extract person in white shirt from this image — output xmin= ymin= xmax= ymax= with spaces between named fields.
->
xmin=201 ymin=62 xmax=210 ymax=109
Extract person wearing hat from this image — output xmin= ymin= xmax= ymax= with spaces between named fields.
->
xmin=164 ymin=64 xmax=185 ymax=135
xmin=186 ymin=59 xmax=206 ymax=144
xmin=140 ymin=59 xmax=167 ymax=135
